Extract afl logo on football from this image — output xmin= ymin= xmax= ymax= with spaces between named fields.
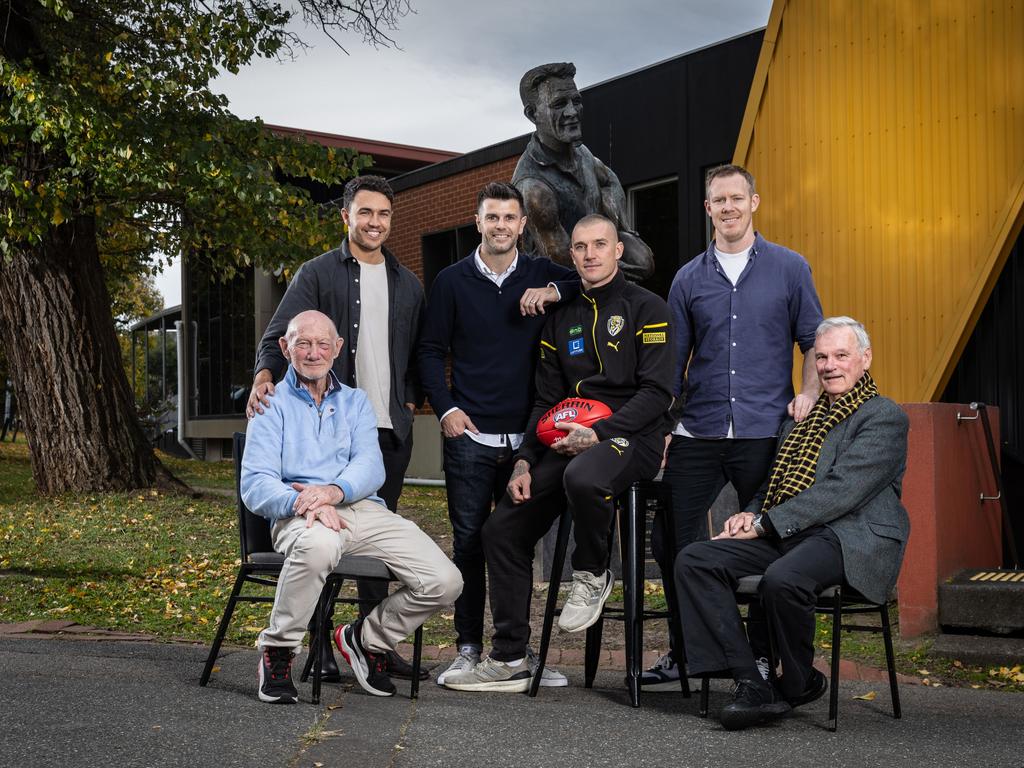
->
xmin=607 ymin=315 xmax=624 ymax=337
xmin=553 ymin=408 xmax=578 ymax=423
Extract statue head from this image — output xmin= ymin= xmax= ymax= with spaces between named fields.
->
xmin=519 ymin=62 xmax=583 ymax=149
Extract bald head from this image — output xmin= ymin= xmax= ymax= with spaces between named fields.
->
xmin=280 ymin=310 xmax=343 ymax=386
xmin=285 ymin=310 xmax=339 ymax=346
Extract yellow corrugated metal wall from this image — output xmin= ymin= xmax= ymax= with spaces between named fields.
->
xmin=736 ymin=0 xmax=1024 ymax=401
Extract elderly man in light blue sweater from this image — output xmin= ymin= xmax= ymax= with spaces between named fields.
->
xmin=242 ymin=310 xmax=461 ymax=704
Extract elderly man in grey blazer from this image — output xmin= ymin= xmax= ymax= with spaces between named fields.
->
xmin=675 ymin=316 xmax=910 ymax=731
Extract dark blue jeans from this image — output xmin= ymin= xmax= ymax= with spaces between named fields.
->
xmin=443 ymin=434 xmax=516 ymax=649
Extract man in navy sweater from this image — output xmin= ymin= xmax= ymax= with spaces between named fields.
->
xmin=419 ymin=182 xmax=577 ymax=687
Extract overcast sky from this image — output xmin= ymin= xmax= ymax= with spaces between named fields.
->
xmin=155 ymin=0 xmax=772 ymax=306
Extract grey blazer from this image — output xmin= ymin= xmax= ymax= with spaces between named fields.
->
xmin=747 ymin=396 xmax=911 ymax=604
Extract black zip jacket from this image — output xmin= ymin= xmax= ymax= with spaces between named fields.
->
xmin=517 ymin=270 xmax=674 ymax=465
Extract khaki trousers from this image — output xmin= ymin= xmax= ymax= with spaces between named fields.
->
xmin=258 ymin=499 xmax=462 ymax=653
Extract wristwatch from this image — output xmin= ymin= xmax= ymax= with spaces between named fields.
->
xmin=752 ymin=514 xmax=767 ymax=538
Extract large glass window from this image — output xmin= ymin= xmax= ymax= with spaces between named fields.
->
xmin=422 ymin=224 xmax=478 ymax=296
xmin=188 ymin=263 xmax=255 ymax=418
xmin=629 ymin=177 xmax=679 ymax=299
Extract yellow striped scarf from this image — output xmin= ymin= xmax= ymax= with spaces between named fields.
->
xmin=761 ymin=372 xmax=878 ymax=512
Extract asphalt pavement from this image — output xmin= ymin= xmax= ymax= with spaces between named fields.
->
xmin=3 ymin=636 xmax=1020 ymax=768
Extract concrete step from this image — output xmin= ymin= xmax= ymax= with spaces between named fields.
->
xmin=931 ymin=633 xmax=1024 ymax=666
xmin=938 ymin=569 xmax=1024 ymax=634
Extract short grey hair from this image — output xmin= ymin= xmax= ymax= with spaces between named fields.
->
xmin=816 ymin=316 xmax=871 ymax=351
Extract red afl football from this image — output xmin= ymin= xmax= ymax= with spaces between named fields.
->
xmin=536 ymin=398 xmax=613 ymax=446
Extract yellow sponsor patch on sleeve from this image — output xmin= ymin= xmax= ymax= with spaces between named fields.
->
xmin=642 ymin=331 xmax=666 ymax=344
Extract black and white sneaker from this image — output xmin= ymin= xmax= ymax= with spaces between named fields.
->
xmin=258 ymin=646 xmax=298 ymax=704
xmin=640 ymin=652 xmax=682 ymax=691
xmin=335 ymin=620 xmax=396 ymax=697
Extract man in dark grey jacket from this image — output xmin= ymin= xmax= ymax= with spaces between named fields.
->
xmin=246 ymin=175 xmax=426 ymax=680
xmin=676 ymin=317 xmax=910 ymax=731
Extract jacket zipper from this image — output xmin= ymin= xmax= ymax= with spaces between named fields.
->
xmin=576 ymin=294 xmax=604 ymax=396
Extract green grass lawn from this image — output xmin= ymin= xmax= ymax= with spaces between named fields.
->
xmin=1 ymin=438 xmax=1021 ymax=691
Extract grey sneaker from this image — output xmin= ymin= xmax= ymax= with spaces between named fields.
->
xmin=526 ymin=647 xmax=569 ymax=687
xmin=435 ymin=645 xmax=481 ymax=686
xmin=558 ymin=569 xmax=613 ymax=633
xmin=641 ymin=652 xmax=681 ymax=691
xmin=443 ymin=655 xmax=532 ymax=693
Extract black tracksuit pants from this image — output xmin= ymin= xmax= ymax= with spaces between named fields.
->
xmin=483 ymin=434 xmax=662 ymax=662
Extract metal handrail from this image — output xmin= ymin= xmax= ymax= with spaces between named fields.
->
xmin=957 ymin=402 xmax=1019 ymax=568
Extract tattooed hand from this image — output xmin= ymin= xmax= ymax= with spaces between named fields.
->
xmin=507 ymin=459 xmax=533 ymax=503
xmin=551 ymin=422 xmax=598 ymax=456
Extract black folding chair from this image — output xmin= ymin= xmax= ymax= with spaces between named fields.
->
xmin=699 ymin=575 xmax=901 ymax=731
xmin=530 ymin=479 xmax=691 ymax=706
xmin=199 ymin=432 xmax=423 ymax=703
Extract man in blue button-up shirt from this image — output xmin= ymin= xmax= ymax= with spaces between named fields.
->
xmin=643 ymin=164 xmax=824 ymax=691
xmin=242 ymin=310 xmax=461 ymax=703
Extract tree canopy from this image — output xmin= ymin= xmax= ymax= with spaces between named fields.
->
xmin=0 ymin=0 xmax=413 ymax=492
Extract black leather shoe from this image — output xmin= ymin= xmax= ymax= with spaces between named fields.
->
xmin=310 ymin=620 xmax=342 ymax=683
xmin=720 ymin=679 xmax=791 ymax=731
xmin=386 ymin=649 xmax=429 ymax=681
xmin=785 ymin=668 xmax=828 ymax=708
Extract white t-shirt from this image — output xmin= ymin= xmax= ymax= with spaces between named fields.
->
xmin=354 ymin=261 xmax=392 ymax=429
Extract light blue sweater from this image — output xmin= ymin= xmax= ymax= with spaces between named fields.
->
xmin=240 ymin=367 xmax=386 ymax=522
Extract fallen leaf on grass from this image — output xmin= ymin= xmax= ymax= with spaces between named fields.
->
xmin=917 ymin=669 xmax=930 ymax=675
xmin=852 ymin=691 xmax=877 ymax=701
xmin=953 ymin=660 xmax=963 ymax=668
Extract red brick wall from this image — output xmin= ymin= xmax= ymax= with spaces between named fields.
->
xmin=389 ymin=157 xmax=519 ymax=279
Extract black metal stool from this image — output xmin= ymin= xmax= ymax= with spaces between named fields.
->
xmin=529 ymin=479 xmax=690 ymax=706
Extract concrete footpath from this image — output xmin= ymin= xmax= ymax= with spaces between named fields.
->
xmin=3 ymin=635 xmax=1020 ymax=768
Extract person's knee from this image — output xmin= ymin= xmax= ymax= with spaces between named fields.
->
xmin=562 ymin=458 xmax=602 ymax=505
xmin=289 ymin=526 xmax=341 ymax=573
xmin=418 ymin=560 xmax=464 ymax=604
xmin=761 ymin=562 xmax=804 ymax=603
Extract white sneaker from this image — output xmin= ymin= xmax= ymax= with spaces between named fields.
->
xmin=526 ymin=646 xmax=569 ymax=687
xmin=436 ymin=645 xmax=481 ymax=686
xmin=443 ymin=655 xmax=532 ymax=693
xmin=558 ymin=569 xmax=614 ymax=633
xmin=640 ymin=652 xmax=681 ymax=692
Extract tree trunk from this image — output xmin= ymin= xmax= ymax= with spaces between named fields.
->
xmin=0 ymin=213 xmax=159 ymax=492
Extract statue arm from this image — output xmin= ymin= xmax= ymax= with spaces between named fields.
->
xmin=593 ymin=158 xmax=631 ymax=228
xmin=518 ymin=178 xmax=572 ymax=266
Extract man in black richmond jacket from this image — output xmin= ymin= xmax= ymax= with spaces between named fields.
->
xmin=443 ymin=213 xmax=675 ymax=693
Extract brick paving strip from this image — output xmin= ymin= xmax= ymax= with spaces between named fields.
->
xmin=0 ymin=620 xmax=920 ymax=685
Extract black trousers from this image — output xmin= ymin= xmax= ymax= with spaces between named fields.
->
xmin=483 ymin=434 xmax=662 ymax=662
xmin=674 ymin=525 xmax=844 ymax=698
xmin=652 ymin=436 xmax=777 ymax=659
xmin=355 ymin=427 xmax=414 ymax=614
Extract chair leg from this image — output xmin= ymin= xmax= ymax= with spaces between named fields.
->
xmin=529 ymin=508 xmax=572 ymax=698
xmin=657 ymin=487 xmax=690 ymax=698
xmin=699 ymin=675 xmax=710 ymax=717
xmin=311 ymin=579 xmax=339 ymax=706
xmin=828 ymin=589 xmax=842 ymax=732
xmin=584 ymin=616 xmax=604 ymax=688
xmin=621 ymin=482 xmax=642 ymax=708
xmin=411 ymin=625 xmax=424 ymax=700
xmin=200 ymin=569 xmax=247 ymax=686
xmin=879 ymin=603 xmax=902 ymax=719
